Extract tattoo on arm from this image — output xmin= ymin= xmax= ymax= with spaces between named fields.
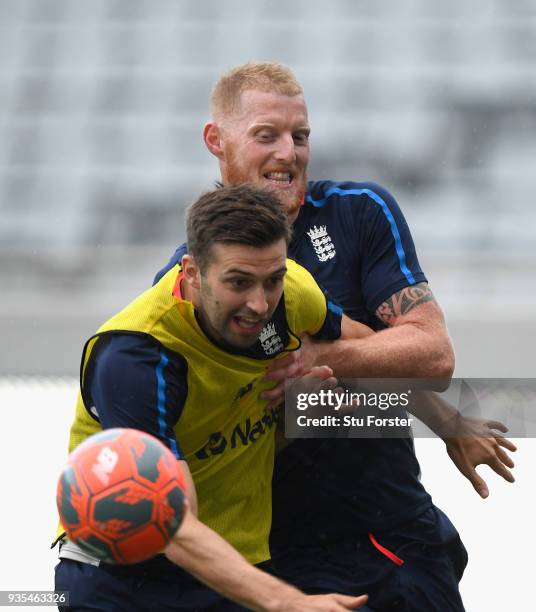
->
xmin=375 ymin=283 xmax=436 ymax=326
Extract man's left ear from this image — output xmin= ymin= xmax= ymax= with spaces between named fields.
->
xmin=181 ymin=254 xmax=201 ymax=290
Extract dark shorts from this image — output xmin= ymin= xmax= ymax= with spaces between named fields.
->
xmin=54 ymin=554 xmax=253 ymax=612
xmin=270 ymin=506 xmax=468 ymax=612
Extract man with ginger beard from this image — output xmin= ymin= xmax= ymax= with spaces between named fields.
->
xmin=156 ymin=61 xmax=517 ymax=611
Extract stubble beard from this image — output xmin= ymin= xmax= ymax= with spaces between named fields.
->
xmin=225 ymin=163 xmax=307 ymax=224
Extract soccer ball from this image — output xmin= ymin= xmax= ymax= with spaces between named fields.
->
xmin=56 ymin=428 xmax=187 ymax=564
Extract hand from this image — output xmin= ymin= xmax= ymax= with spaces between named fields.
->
xmin=274 ymin=365 xmax=340 ymax=451
xmin=443 ymin=417 xmax=517 ymax=498
xmin=281 ymin=593 xmax=368 ymax=611
xmin=261 ymin=334 xmax=320 ymax=409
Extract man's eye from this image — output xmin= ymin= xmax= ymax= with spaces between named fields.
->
xmin=257 ymin=132 xmax=275 ymax=142
xmin=229 ymin=279 xmax=249 ymax=289
xmin=294 ymin=132 xmax=309 ymax=144
xmin=267 ymin=277 xmax=284 ymax=287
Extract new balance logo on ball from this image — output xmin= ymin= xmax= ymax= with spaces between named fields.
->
xmin=91 ymin=446 xmax=119 ymax=486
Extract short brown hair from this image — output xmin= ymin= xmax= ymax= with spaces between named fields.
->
xmin=211 ymin=61 xmax=303 ymax=118
xmin=186 ymin=184 xmax=292 ymax=273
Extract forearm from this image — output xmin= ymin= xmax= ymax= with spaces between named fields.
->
xmin=262 ymin=297 xmax=454 ymax=406
xmin=407 ymin=390 xmax=461 ymax=436
xmin=315 ymin=321 xmax=454 ymax=379
xmin=165 ymin=510 xmax=300 ymax=612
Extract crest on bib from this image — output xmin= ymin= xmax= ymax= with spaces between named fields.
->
xmin=259 ymin=322 xmax=284 ymax=356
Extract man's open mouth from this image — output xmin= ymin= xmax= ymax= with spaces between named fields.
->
xmin=232 ymin=316 xmax=266 ymax=332
xmin=265 ymin=171 xmax=293 ymax=184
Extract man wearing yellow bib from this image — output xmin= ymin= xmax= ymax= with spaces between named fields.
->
xmin=54 ymin=184 xmax=370 ymax=611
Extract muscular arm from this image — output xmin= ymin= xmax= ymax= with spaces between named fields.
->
xmin=264 ymin=288 xmax=515 ymax=495
xmin=310 ymin=283 xmax=454 ymax=380
xmin=313 ymin=300 xmax=515 ymax=497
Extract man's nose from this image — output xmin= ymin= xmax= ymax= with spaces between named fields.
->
xmin=246 ymin=286 xmax=269 ymax=316
xmin=274 ymin=134 xmax=296 ymax=164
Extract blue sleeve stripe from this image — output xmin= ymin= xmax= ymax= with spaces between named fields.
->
xmin=155 ymin=348 xmax=180 ymax=458
xmin=306 ymin=193 xmax=328 ymax=208
xmin=307 ymin=187 xmax=416 ymax=285
xmin=327 ymin=300 xmax=344 ymax=316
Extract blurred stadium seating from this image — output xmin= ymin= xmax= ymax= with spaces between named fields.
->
xmin=1 ymin=0 xmax=535 ymax=374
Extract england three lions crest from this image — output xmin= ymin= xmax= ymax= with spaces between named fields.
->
xmin=259 ymin=322 xmax=284 ymax=356
xmin=307 ymin=225 xmax=336 ymax=262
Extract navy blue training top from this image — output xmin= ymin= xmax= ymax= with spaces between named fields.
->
xmin=154 ymin=180 xmax=433 ymax=543
xmin=270 ymin=181 xmax=432 ymax=548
